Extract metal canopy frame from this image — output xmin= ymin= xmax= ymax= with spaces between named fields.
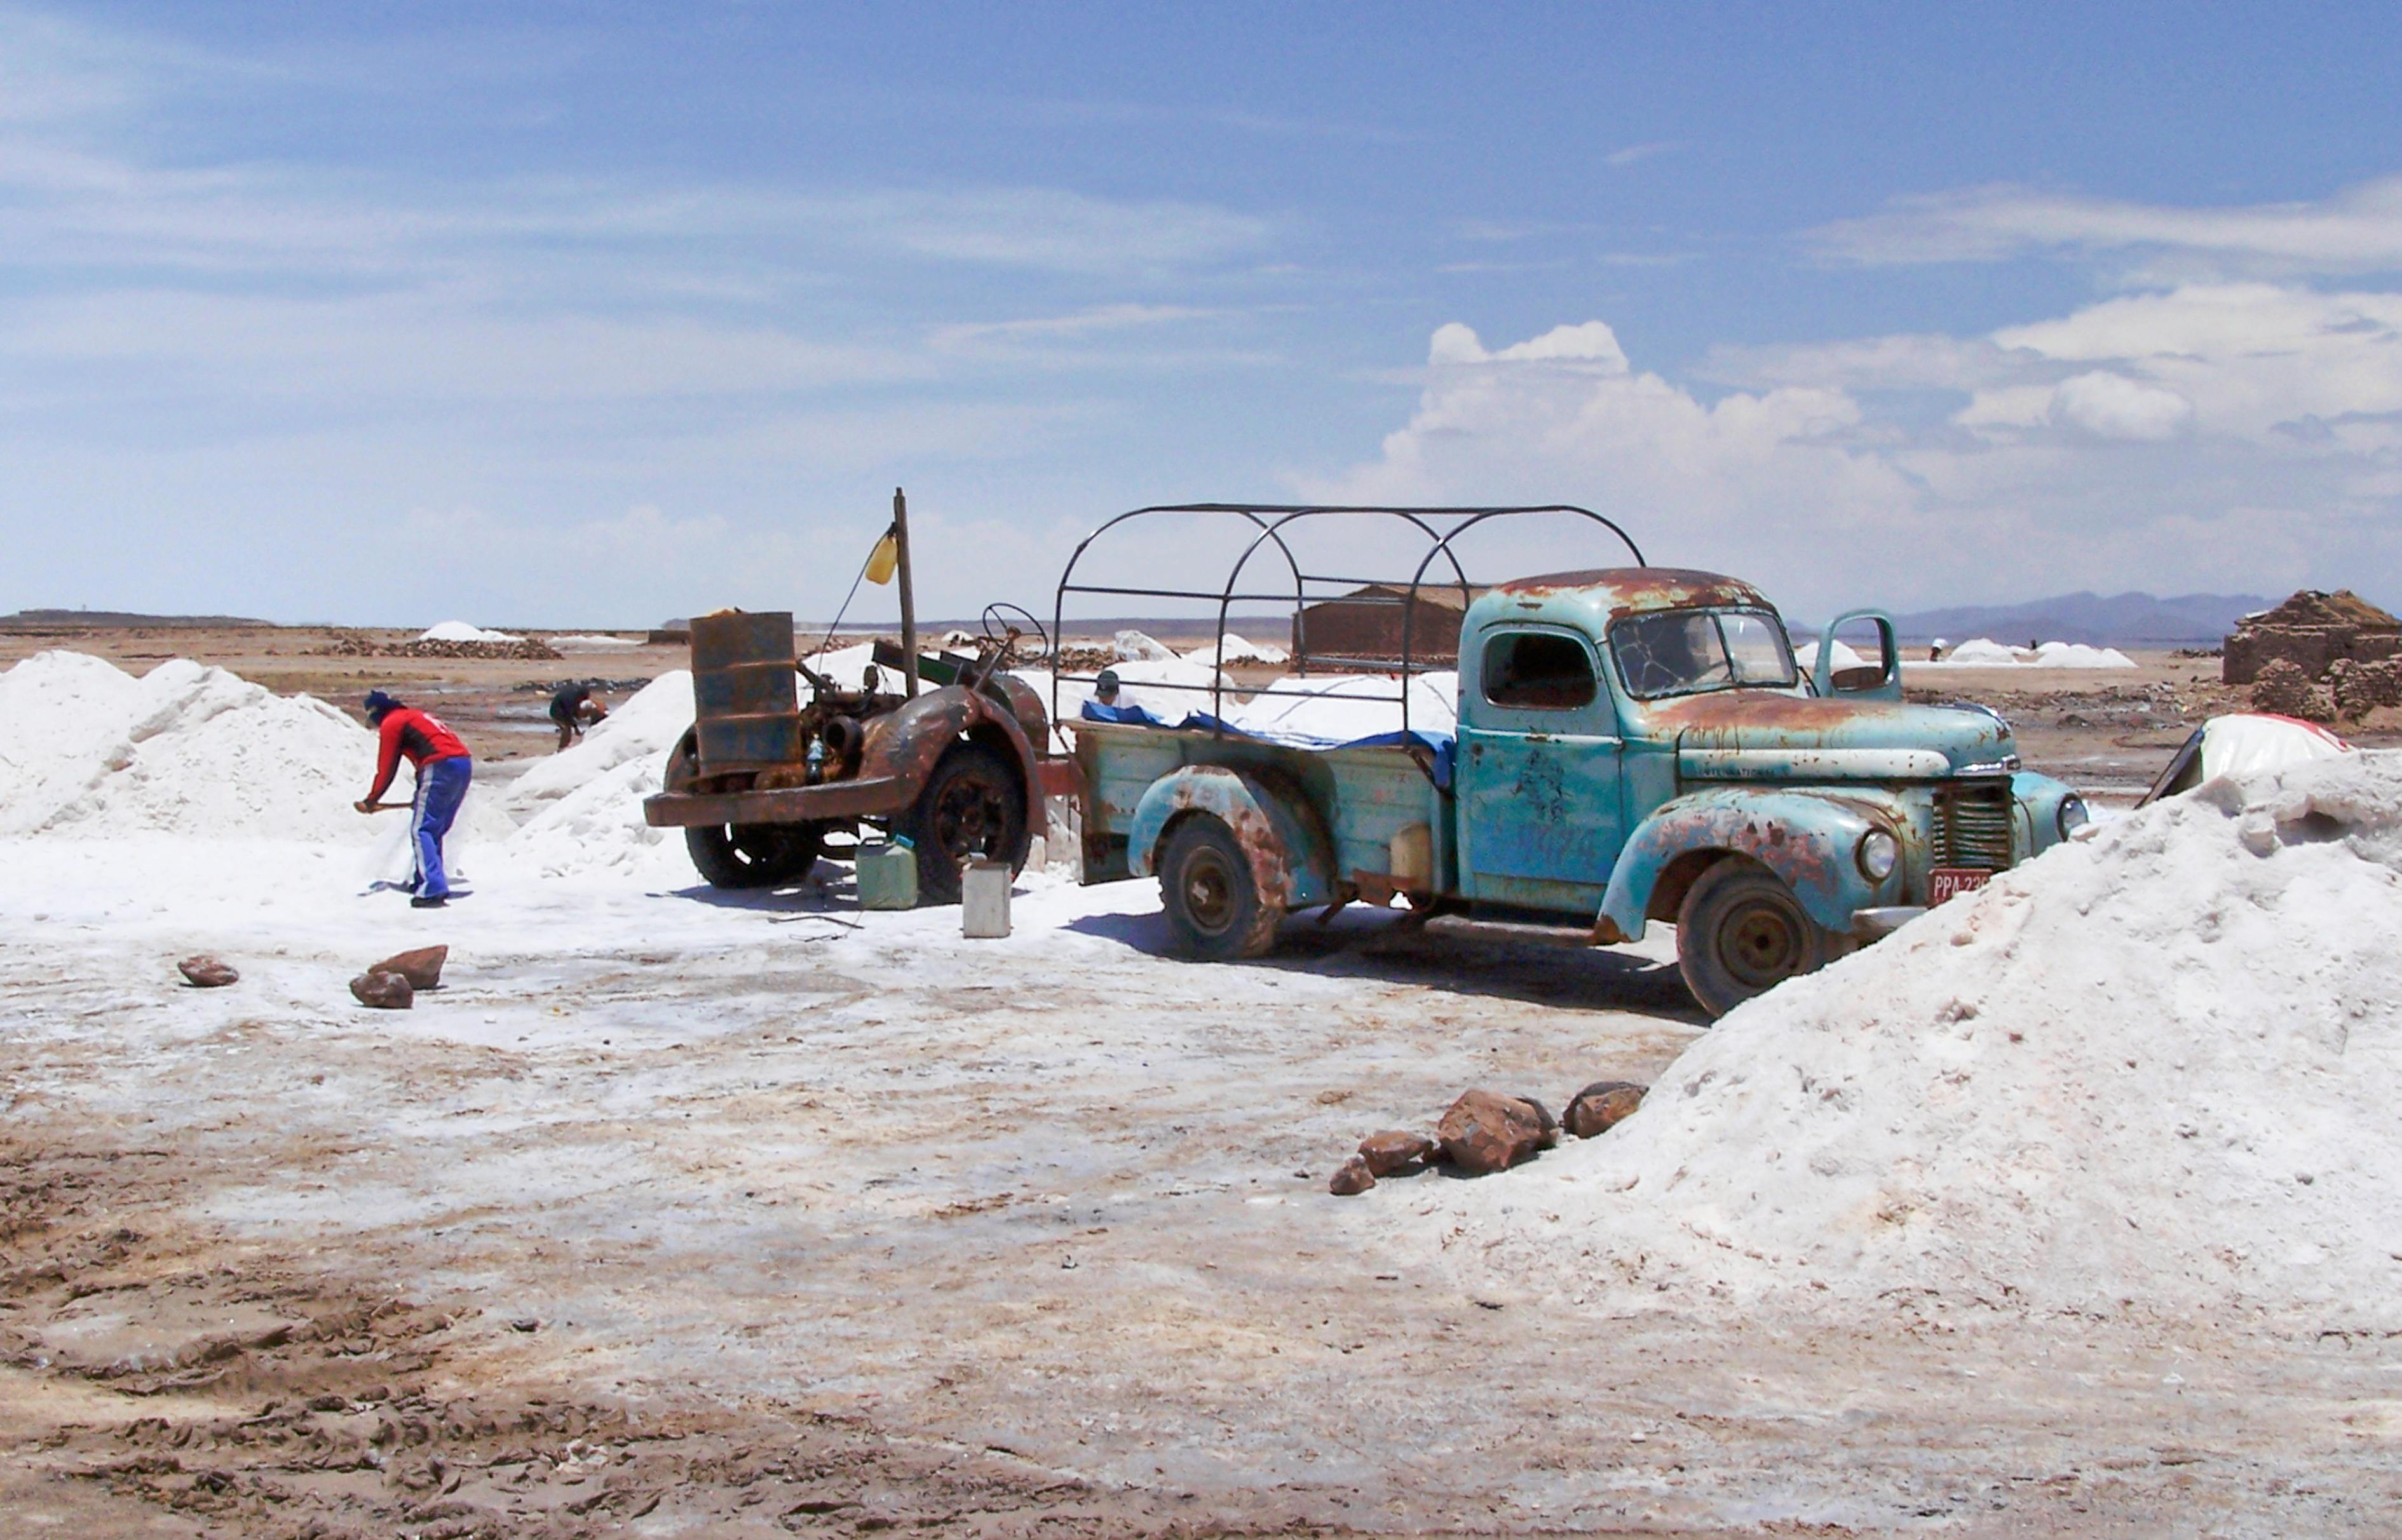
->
xmin=1048 ymin=503 xmax=1645 ymax=740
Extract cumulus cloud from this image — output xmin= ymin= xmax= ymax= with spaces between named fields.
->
xmin=2045 ymin=372 xmax=2195 ymax=441
xmin=1808 ymin=175 xmax=2402 ymax=277
xmin=1312 ymin=301 xmax=2402 ymax=614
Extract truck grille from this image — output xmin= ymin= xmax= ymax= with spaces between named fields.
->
xmin=1932 ymin=780 xmax=2015 ymax=870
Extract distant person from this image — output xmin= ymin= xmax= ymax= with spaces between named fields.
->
xmin=548 ymin=680 xmax=609 ymax=752
xmin=356 ymin=690 xmax=473 ymax=909
xmin=1929 ymin=637 xmax=1949 ymax=662
xmin=1093 ymin=668 xmax=1122 ymax=707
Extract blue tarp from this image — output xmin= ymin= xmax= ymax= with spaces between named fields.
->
xmin=1081 ymin=700 xmax=1454 ymax=790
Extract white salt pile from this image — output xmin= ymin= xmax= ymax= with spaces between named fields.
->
xmin=549 ymin=633 xmax=641 ymax=650
xmin=1791 ymin=638 xmax=1866 ymax=673
xmin=1415 ymin=751 xmax=2402 ymax=1328
xmin=1922 ymin=637 xmax=2135 ymax=669
xmin=420 ymin=621 xmax=524 ymax=644
xmin=1182 ymin=633 xmax=1290 ymax=668
xmin=499 ymin=672 xmax=695 ymax=878
xmin=0 ymin=650 xmax=512 ymax=847
xmin=1 ymin=652 xmax=377 ymax=842
xmin=1113 ymin=630 xmax=1176 ymax=663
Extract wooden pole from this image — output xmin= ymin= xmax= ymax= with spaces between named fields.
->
xmin=893 ymin=487 xmax=918 ymax=698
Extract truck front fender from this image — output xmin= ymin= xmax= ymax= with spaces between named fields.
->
xmin=1127 ymin=766 xmax=1335 ymax=910
xmin=1598 ymin=787 xmax=1897 ymax=942
xmin=857 ymin=685 xmax=1047 ymax=844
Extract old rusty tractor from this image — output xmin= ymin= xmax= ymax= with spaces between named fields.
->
xmin=642 ymin=494 xmax=1073 ymax=903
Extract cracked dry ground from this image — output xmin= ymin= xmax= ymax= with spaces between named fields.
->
xmin=6 ymin=891 xmax=2402 ymax=1537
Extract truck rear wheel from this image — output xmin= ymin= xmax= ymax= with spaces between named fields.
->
xmin=902 ymin=742 xmax=1028 ymax=905
xmin=1158 ymin=814 xmax=1279 ymax=961
xmin=1676 ymin=856 xmax=1832 ymax=1020
xmin=686 ymin=822 xmax=824 ymax=889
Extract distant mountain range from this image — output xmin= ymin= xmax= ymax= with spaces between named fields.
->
xmin=1876 ymin=591 xmax=2274 ymax=647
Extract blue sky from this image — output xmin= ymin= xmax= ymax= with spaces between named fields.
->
xmin=4 ymin=2 xmax=2400 ymax=626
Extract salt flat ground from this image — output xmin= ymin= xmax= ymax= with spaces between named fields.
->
xmin=5 ymin=839 xmax=2398 ymax=1537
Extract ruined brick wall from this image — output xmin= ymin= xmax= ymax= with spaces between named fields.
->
xmin=2221 ymin=590 xmax=2402 ymax=685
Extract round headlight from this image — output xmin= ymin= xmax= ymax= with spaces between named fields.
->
xmin=2056 ymin=794 xmax=2090 ymax=839
xmin=1857 ymin=827 xmax=1899 ymax=881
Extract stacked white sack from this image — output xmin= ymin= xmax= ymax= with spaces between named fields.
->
xmin=1412 ymin=750 xmax=2402 ymax=1329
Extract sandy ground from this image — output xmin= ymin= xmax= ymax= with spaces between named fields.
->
xmin=7 ymin=627 xmax=2402 ymax=1535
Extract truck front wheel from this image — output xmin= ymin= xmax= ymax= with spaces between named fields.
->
xmin=902 ymin=743 xmax=1029 ymax=905
xmin=1676 ymin=856 xmax=1833 ymax=1019
xmin=1158 ymin=814 xmax=1279 ymax=961
xmin=686 ymin=823 xmax=824 ymax=889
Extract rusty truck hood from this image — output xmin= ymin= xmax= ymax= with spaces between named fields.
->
xmin=1649 ymin=691 xmax=2014 ymax=780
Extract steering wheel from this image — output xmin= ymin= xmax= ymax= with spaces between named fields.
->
xmin=980 ymin=602 xmax=1051 ymax=665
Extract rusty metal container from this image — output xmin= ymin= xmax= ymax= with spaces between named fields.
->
xmin=690 ymin=611 xmax=803 ymax=772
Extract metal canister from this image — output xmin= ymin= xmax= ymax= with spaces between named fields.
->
xmin=690 ymin=611 xmax=803 ymax=773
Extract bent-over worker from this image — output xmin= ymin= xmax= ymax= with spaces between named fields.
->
xmin=548 ymin=680 xmax=609 ymax=752
xmin=357 ymin=690 xmax=473 ymax=908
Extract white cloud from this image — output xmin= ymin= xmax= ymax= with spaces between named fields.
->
xmin=1312 ymin=304 xmax=2402 ymax=614
xmin=2044 ymin=372 xmax=2195 ymax=441
xmin=1603 ymin=140 xmax=1682 ymax=168
xmin=1808 ymin=175 xmax=2402 ymax=276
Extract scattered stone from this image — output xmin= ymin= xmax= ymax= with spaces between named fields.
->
xmin=1357 ymin=1130 xmax=1436 ymax=1177
xmin=369 ymin=945 xmax=449 ymax=991
xmin=177 ymin=955 xmax=238 ymax=988
xmin=1327 ymin=1157 xmax=1376 ymax=1196
xmin=2251 ymin=659 xmax=2335 ymax=722
xmin=510 ymin=1318 xmax=541 ymax=1333
xmin=2330 ymin=657 xmax=2402 ymax=721
xmin=1564 ymin=1081 xmax=1648 ymax=1138
xmin=349 ymin=971 xmax=414 ymax=1010
xmin=1436 ymin=1090 xmax=1550 ymax=1176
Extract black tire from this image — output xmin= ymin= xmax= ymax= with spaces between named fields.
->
xmin=901 ymin=743 xmax=1029 ymax=905
xmin=1157 ymin=814 xmax=1280 ymax=960
xmin=1675 ymin=856 xmax=1833 ymax=1020
xmin=686 ymin=822 xmax=824 ymax=889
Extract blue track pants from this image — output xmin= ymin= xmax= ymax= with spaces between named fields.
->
xmin=411 ymin=757 xmax=473 ymax=899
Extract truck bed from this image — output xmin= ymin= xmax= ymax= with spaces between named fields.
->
xmin=1072 ymin=719 xmax=1446 ymax=889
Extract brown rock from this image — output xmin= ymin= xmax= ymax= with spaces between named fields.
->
xmin=177 ymin=955 xmax=239 ymax=988
xmin=1564 ymin=1081 xmax=1648 ymax=1138
xmin=1435 ymin=1090 xmax=1549 ymax=1176
xmin=369 ymin=945 xmax=448 ymax=990
xmin=1327 ymin=1157 xmax=1376 ymax=1196
xmin=349 ymin=971 xmax=414 ymax=1010
xmin=1357 ymin=1130 xmax=1436 ymax=1177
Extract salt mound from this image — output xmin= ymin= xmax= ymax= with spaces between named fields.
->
xmin=1791 ymin=638 xmax=1865 ymax=672
xmin=1182 ymin=633 xmax=1290 ymax=668
xmin=550 ymin=633 xmax=641 ymax=650
xmin=1919 ymin=638 xmax=2135 ymax=669
xmin=1113 ymin=630 xmax=1176 ymax=663
xmin=421 ymin=621 xmax=523 ymax=644
xmin=0 ymin=651 xmax=146 ymax=834
xmin=501 ymin=671 xmax=693 ymax=816
xmin=0 ymin=650 xmax=510 ymax=846
xmin=506 ymin=752 xmax=688 ymax=879
xmin=1420 ymin=751 xmax=2402 ymax=1328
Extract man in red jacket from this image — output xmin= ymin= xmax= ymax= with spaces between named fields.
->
xmin=356 ymin=690 xmax=474 ymax=908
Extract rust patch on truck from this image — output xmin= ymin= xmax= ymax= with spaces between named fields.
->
xmin=1495 ymin=567 xmax=1769 ymax=618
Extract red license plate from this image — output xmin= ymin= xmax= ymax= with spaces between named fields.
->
xmin=1929 ymin=867 xmax=1991 ymax=905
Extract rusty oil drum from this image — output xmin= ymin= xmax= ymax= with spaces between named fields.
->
xmin=689 ymin=611 xmax=804 ymax=773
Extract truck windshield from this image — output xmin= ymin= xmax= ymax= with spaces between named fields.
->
xmin=1610 ymin=609 xmax=1798 ymax=699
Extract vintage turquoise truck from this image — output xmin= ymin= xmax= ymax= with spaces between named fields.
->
xmin=1066 ymin=550 xmax=2087 ymax=1018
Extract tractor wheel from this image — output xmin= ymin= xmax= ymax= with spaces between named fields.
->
xmin=901 ymin=743 xmax=1028 ymax=905
xmin=1158 ymin=814 xmax=1280 ymax=961
xmin=685 ymin=821 xmax=824 ymax=889
xmin=1675 ymin=856 xmax=1833 ymax=1020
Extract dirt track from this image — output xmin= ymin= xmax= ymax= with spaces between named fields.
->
xmin=7 ymin=843 xmax=2402 ymax=1537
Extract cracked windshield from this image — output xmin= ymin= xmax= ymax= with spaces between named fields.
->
xmin=1611 ymin=609 xmax=1797 ymax=698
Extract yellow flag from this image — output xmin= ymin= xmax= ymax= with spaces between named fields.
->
xmin=863 ymin=525 xmax=900 ymax=585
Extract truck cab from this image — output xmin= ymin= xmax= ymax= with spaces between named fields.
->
xmin=1076 ymin=560 xmax=2086 ymax=1018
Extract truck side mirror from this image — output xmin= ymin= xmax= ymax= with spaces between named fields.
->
xmin=1814 ymin=611 xmax=1901 ymax=700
